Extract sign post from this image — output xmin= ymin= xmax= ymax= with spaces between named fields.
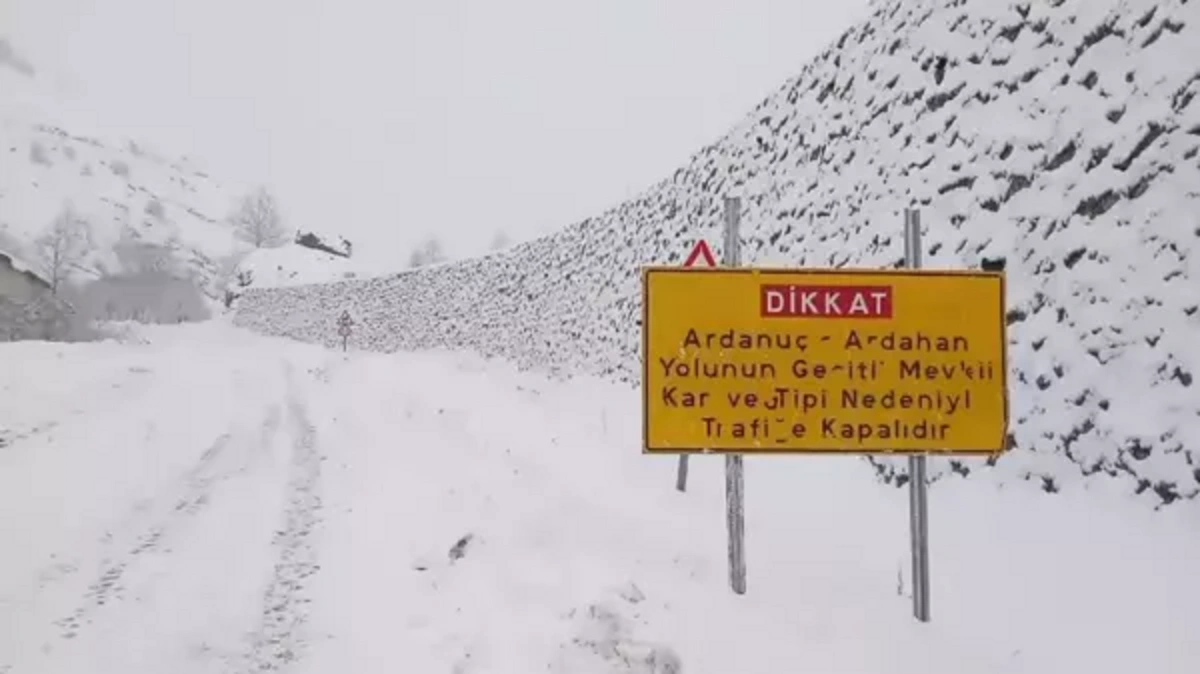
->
xmin=723 ymin=196 xmax=747 ymax=596
xmin=639 ymin=217 xmax=1009 ymax=608
xmin=675 ymin=238 xmax=718 ymax=493
xmin=337 ymin=310 xmax=354 ymax=352
xmin=904 ymin=208 xmax=931 ymax=623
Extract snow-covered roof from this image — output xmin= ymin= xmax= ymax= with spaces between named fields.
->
xmin=0 ymin=248 xmax=50 ymax=289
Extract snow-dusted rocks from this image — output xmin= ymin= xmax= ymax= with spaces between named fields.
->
xmin=234 ymin=0 xmax=1200 ymax=505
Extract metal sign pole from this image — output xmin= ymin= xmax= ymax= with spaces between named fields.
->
xmin=724 ymin=196 xmax=747 ymax=596
xmin=338 ymin=311 xmax=353 ymax=353
xmin=676 ymin=239 xmax=718 ymax=493
xmin=904 ymin=208 xmax=931 ymax=623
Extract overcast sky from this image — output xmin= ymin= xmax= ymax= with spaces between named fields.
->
xmin=6 ymin=0 xmax=869 ymax=265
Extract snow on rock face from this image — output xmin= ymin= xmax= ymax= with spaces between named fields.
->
xmin=234 ymin=0 xmax=1200 ymax=506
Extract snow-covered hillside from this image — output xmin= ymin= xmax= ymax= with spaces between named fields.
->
xmin=235 ymin=239 xmax=398 ymax=290
xmin=2 ymin=322 xmax=1197 ymax=673
xmin=0 ymin=37 xmax=244 ymax=300
xmin=234 ymin=0 xmax=1200 ymax=505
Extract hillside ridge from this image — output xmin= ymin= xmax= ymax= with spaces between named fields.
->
xmin=0 ymin=39 xmax=249 ymax=304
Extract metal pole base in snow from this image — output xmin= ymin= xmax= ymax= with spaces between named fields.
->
xmin=908 ymin=454 xmax=930 ymax=622
xmin=726 ymin=454 xmax=746 ymax=595
xmin=676 ymin=455 xmax=689 ymax=492
xmin=904 ymin=208 xmax=931 ymax=624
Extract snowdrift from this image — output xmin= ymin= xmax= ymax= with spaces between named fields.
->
xmin=233 ymin=0 xmax=1200 ymax=504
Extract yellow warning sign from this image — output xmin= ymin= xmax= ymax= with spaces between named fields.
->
xmin=641 ymin=268 xmax=1009 ymax=455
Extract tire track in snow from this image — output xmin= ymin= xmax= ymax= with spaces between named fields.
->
xmin=49 ymin=405 xmax=284 ymax=643
xmin=50 ymin=431 xmax=234 ymax=640
xmin=242 ymin=386 xmax=324 ymax=672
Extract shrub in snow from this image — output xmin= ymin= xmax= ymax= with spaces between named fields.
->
xmin=0 ymin=293 xmax=95 ymax=342
xmin=234 ymin=0 xmax=1200 ymax=505
xmin=144 ymin=198 xmax=164 ymax=219
xmin=28 ymin=140 xmax=50 ymax=166
xmin=560 ymin=603 xmax=682 ymax=674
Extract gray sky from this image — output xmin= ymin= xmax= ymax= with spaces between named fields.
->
xmin=6 ymin=0 xmax=869 ymax=265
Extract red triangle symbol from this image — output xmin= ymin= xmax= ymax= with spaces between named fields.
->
xmin=683 ymin=239 xmax=717 ymax=268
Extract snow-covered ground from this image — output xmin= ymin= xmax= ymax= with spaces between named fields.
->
xmin=2 ymin=322 xmax=1196 ymax=673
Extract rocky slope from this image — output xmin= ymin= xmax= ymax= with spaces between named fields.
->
xmin=234 ymin=0 xmax=1200 ymax=506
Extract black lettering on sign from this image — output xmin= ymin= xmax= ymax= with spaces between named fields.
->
xmin=660 ymin=387 xmax=710 ymax=408
xmin=820 ymin=417 xmax=952 ymax=442
xmin=730 ymin=417 xmax=772 ymax=439
xmin=791 ymin=359 xmax=882 ymax=380
xmin=844 ymin=330 xmax=970 ymax=352
xmin=660 ymin=356 xmax=778 ymax=380
xmin=774 ymin=420 xmax=811 ymax=444
xmin=841 ymin=388 xmax=972 ymax=415
xmin=763 ymin=387 xmax=829 ymax=413
xmin=727 ymin=392 xmax=761 ymax=407
xmin=702 ymin=417 xmax=723 ymax=438
xmin=898 ymin=359 xmax=997 ymax=381
xmin=683 ymin=328 xmax=810 ymax=351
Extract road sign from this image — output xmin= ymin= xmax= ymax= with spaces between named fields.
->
xmin=337 ymin=310 xmax=354 ymax=350
xmin=641 ymin=267 xmax=1008 ymax=454
xmin=683 ymin=239 xmax=717 ymax=267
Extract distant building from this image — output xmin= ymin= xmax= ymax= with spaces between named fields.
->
xmin=0 ymin=249 xmax=51 ymax=301
xmin=0 ymin=249 xmax=73 ymax=341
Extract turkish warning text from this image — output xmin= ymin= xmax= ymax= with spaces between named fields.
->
xmin=642 ymin=269 xmax=1008 ymax=454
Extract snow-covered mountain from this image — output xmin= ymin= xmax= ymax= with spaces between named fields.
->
xmin=0 ymin=37 xmax=244 ymax=301
xmin=237 ymin=0 xmax=1199 ymax=506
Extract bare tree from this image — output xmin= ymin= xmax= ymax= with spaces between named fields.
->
xmin=408 ymin=236 xmax=446 ymax=269
xmin=213 ymin=251 xmax=252 ymax=309
xmin=489 ymin=230 xmax=510 ymax=251
xmin=113 ymin=226 xmax=175 ymax=275
xmin=34 ymin=205 xmax=92 ymax=295
xmin=229 ymin=187 xmax=287 ymax=248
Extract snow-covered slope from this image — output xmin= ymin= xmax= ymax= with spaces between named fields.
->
xmin=0 ymin=37 xmax=244 ymax=300
xmin=233 ymin=0 xmax=1200 ymax=505
xmin=235 ymin=239 xmax=395 ymax=290
xmin=2 ymin=322 xmax=1197 ymax=673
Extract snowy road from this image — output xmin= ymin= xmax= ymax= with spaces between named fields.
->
xmin=2 ymin=323 xmax=1198 ymax=674
xmin=0 ymin=328 xmax=325 ymax=673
